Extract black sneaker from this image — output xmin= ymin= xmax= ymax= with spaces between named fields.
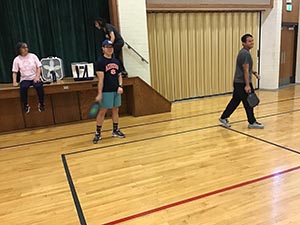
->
xmin=24 ymin=104 xmax=30 ymax=114
xmin=112 ymin=129 xmax=125 ymax=138
xmin=93 ymin=133 xmax=102 ymax=144
xmin=38 ymin=103 xmax=45 ymax=112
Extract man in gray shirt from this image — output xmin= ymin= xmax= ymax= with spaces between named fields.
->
xmin=219 ymin=34 xmax=264 ymax=129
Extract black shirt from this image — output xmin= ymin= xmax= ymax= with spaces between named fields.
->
xmin=104 ymin=23 xmax=124 ymax=44
xmin=95 ymin=56 xmax=122 ymax=92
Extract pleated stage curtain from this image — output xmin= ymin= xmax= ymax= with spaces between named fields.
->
xmin=147 ymin=12 xmax=259 ymax=101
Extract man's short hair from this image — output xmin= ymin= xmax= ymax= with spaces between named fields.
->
xmin=241 ymin=34 xmax=253 ymax=43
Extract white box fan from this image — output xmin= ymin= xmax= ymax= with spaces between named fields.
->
xmin=41 ymin=57 xmax=64 ymax=82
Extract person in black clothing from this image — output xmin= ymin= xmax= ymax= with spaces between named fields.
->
xmin=219 ymin=34 xmax=264 ymax=129
xmin=93 ymin=40 xmax=125 ymax=144
xmin=94 ymin=17 xmax=128 ymax=76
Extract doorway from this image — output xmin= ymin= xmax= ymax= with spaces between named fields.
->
xmin=279 ymin=24 xmax=298 ymax=86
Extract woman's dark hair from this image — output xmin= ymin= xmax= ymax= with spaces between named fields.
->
xmin=16 ymin=42 xmax=28 ymax=55
xmin=94 ymin=17 xmax=106 ymax=28
xmin=241 ymin=34 xmax=253 ymax=43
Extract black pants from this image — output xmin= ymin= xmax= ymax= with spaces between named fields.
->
xmin=20 ymin=80 xmax=44 ymax=106
xmin=113 ymin=40 xmax=126 ymax=72
xmin=221 ymin=83 xmax=256 ymax=124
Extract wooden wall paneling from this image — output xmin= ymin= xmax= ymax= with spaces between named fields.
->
xmin=0 ymin=98 xmax=25 ymax=132
xmin=79 ymin=90 xmax=98 ymax=120
xmin=119 ymin=91 xmax=129 ymax=115
xmin=51 ymin=92 xmax=81 ymax=124
xmin=132 ymin=78 xmax=171 ymax=116
xmin=123 ymin=85 xmax=134 ymax=115
xmin=23 ymin=95 xmax=54 ymax=128
xmin=0 ymin=77 xmax=172 ymax=132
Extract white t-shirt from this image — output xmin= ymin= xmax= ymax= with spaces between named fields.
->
xmin=12 ymin=53 xmax=42 ymax=81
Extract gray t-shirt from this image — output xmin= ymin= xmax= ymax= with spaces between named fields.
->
xmin=233 ymin=48 xmax=253 ymax=83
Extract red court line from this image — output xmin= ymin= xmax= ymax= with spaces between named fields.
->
xmin=102 ymin=165 xmax=300 ymax=225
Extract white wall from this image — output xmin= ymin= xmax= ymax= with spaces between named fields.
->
xmin=116 ymin=0 xmax=289 ymax=88
xmin=117 ymin=0 xmax=151 ymax=84
xmin=260 ymin=0 xmax=283 ymax=89
xmin=296 ymin=11 xmax=300 ymax=83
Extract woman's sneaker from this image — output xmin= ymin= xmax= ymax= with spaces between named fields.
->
xmin=38 ymin=103 xmax=45 ymax=112
xmin=219 ymin=118 xmax=231 ymax=128
xmin=112 ymin=129 xmax=125 ymax=138
xmin=248 ymin=121 xmax=264 ymax=129
xmin=24 ymin=104 xmax=30 ymax=114
xmin=93 ymin=133 xmax=102 ymax=144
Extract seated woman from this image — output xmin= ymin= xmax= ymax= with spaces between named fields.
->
xmin=12 ymin=42 xmax=45 ymax=113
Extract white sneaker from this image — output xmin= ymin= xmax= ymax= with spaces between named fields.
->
xmin=219 ymin=118 xmax=231 ymax=128
xmin=248 ymin=121 xmax=264 ymax=129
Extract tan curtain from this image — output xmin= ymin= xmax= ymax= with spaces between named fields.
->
xmin=147 ymin=12 xmax=259 ymax=101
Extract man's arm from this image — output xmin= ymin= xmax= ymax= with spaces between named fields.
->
xmin=117 ymin=73 xmax=123 ymax=94
xmin=96 ymin=71 xmax=104 ymax=102
xmin=243 ymin=63 xmax=251 ymax=93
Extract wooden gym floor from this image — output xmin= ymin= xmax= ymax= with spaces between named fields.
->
xmin=1 ymin=85 xmax=300 ymax=225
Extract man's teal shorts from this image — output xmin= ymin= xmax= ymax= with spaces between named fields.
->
xmin=100 ymin=92 xmax=121 ymax=108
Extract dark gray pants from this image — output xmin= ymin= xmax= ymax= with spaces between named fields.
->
xmin=20 ymin=80 xmax=44 ymax=106
xmin=221 ymin=82 xmax=256 ymax=124
xmin=113 ymin=40 xmax=126 ymax=72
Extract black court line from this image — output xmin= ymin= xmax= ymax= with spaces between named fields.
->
xmin=231 ymin=108 xmax=300 ymax=125
xmin=224 ymin=127 xmax=300 ymax=155
xmin=65 ymin=124 xmax=219 ymax=156
xmin=65 ymin=108 xmax=300 ymax=156
xmin=0 ymin=111 xmax=221 ymax=150
xmin=1 ymin=96 xmax=300 ymax=150
xmin=62 ymin=154 xmax=87 ymax=225
xmin=63 ymin=108 xmax=300 ymax=225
